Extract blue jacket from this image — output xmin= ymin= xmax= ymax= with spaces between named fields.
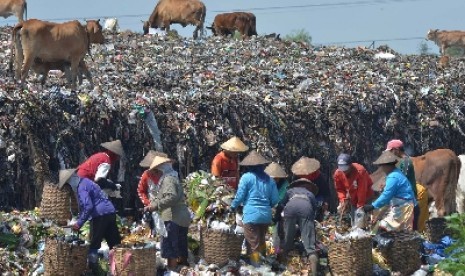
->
xmin=231 ymin=169 xmax=279 ymax=224
xmin=77 ymin=177 xmax=116 ymax=227
xmin=372 ymin=168 xmax=417 ymax=209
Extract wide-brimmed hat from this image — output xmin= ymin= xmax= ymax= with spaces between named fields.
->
xmin=220 ymin=136 xmax=249 ymax=152
xmin=373 ymin=150 xmax=399 ymax=165
xmin=265 ymin=162 xmax=288 ymax=178
xmin=139 ymin=150 xmax=168 ymax=167
xmin=239 ymin=150 xmax=270 ymax=166
xmin=101 ymin=139 xmax=124 ymax=156
xmin=291 ymin=157 xmax=320 ymax=175
xmin=58 ymin=168 xmax=77 ymax=189
xmin=290 ymin=178 xmax=319 ymax=195
xmin=149 ymin=155 xmax=173 ymax=170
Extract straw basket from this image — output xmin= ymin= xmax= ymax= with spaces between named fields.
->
xmin=425 ymin=218 xmax=451 ymax=243
xmin=40 ymin=182 xmax=78 ymax=226
xmin=43 ymin=238 xmax=89 ymax=276
xmin=328 ymin=237 xmax=373 ymax=276
xmin=201 ymin=228 xmax=244 ymax=265
xmin=379 ymin=231 xmax=421 ymax=275
xmin=110 ymin=246 xmax=157 ymax=276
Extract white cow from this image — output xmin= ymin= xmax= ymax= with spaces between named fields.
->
xmin=457 ymin=155 xmax=465 ymax=213
xmin=103 ymin=18 xmax=119 ymax=33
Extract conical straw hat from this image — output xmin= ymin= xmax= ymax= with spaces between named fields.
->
xmin=58 ymin=168 xmax=77 ymax=189
xmin=291 ymin=157 xmax=320 ymax=175
xmin=265 ymin=162 xmax=288 ymax=178
xmin=373 ymin=150 xmax=399 ymax=165
xmin=239 ymin=150 xmax=270 ymax=166
xmin=220 ymin=136 xmax=249 ymax=152
xmin=149 ymin=155 xmax=172 ymax=170
xmin=139 ymin=150 xmax=168 ymax=167
xmin=101 ymin=139 xmax=124 ymax=156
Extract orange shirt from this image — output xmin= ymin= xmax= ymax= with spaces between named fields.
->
xmin=211 ymin=151 xmax=239 ymax=189
xmin=137 ymin=170 xmax=161 ymax=206
xmin=333 ymin=163 xmax=373 ymax=208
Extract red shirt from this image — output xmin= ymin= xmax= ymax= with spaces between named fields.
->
xmin=333 ymin=163 xmax=374 ymax=208
xmin=211 ymin=151 xmax=239 ymax=189
xmin=137 ymin=170 xmax=161 ymax=206
xmin=77 ymin=152 xmax=111 ymax=180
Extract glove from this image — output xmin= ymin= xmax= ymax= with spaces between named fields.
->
xmin=144 ymin=205 xmax=157 ymax=212
xmin=96 ymin=178 xmax=117 ymax=190
xmin=363 ymin=204 xmax=374 ymax=213
xmin=72 ymin=223 xmax=80 ymax=232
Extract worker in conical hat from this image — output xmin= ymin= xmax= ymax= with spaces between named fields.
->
xmin=211 ymin=136 xmax=249 ymax=189
xmin=77 ymin=139 xmax=124 ymax=191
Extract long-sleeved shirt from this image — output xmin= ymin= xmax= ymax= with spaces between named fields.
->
xmin=279 ymin=187 xmax=317 ymax=219
xmin=137 ymin=170 xmax=161 ymax=206
xmin=372 ymin=168 xmax=416 ymax=209
xmin=398 ymin=156 xmax=417 ymax=197
xmin=76 ymin=178 xmax=116 ymax=227
xmin=150 ymin=175 xmax=191 ymax=227
xmin=333 ymin=163 xmax=374 ymax=208
xmin=231 ymin=170 xmax=279 ymax=224
xmin=211 ymin=151 xmax=239 ymax=189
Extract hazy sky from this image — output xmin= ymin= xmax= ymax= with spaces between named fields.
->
xmin=1 ymin=0 xmax=463 ymax=54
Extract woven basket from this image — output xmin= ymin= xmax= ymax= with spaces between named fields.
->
xmin=43 ymin=238 xmax=89 ymax=276
xmin=379 ymin=231 xmax=421 ymax=275
xmin=201 ymin=228 xmax=244 ymax=265
xmin=110 ymin=246 xmax=157 ymax=276
xmin=425 ymin=218 xmax=451 ymax=243
xmin=40 ymin=182 xmax=78 ymax=226
xmin=328 ymin=237 xmax=373 ymax=276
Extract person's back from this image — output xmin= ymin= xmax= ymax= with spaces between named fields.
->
xmin=283 ymin=187 xmax=317 ymax=220
xmin=77 ymin=178 xmax=116 ymax=226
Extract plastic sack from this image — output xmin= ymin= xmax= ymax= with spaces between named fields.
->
xmin=353 ymin=207 xmax=367 ymax=229
xmin=152 ymin=212 xmax=167 ymax=237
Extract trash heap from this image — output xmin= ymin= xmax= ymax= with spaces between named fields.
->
xmin=1 ymin=27 xmax=465 ymax=213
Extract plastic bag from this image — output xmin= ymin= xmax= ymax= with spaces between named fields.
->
xmin=152 ymin=212 xmax=167 ymax=237
xmin=353 ymin=207 xmax=367 ymax=229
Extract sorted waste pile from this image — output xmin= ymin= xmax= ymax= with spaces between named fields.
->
xmin=1 ymin=27 xmax=465 ymax=214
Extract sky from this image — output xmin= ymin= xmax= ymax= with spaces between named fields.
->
xmin=1 ymin=0 xmax=464 ymax=54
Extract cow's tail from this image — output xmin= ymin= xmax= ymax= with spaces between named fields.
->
xmin=24 ymin=1 xmax=27 ymax=21
xmin=200 ymin=5 xmax=206 ymax=37
xmin=9 ymin=23 xmax=23 ymax=75
xmin=445 ymin=154 xmax=460 ymax=214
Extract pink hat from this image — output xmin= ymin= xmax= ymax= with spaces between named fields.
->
xmin=386 ymin=139 xmax=403 ymax=151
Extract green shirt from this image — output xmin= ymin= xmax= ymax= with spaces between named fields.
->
xmin=398 ymin=156 xmax=417 ymax=197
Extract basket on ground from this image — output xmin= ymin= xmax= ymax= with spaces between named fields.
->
xmin=40 ymin=182 xmax=78 ymax=226
xmin=425 ymin=218 xmax=452 ymax=243
xmin=201 ymin=228 xmax=244 ymax=265
xmin=43 ymin=238 xmax=89 ymax=276
xmin=109 ymin=246 xmax=157 ymax=276
xmin=379 ymin=231 xmax=421 ymax=275
xmin=328 ymin=236 xmax=372 ymax=276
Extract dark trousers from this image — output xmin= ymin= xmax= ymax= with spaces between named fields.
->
xmin=413 ymin=204 xmax=420 ymax=231
xmin=89 ymin=213 xmax=121 ymax=250
xmin=272 ymin=221 xmax=284 ymax=253
xmin=161 ymin=221 xmax=188 ymax=259
xmin=283 ymin=217 xmax=316 ymax=256
xmin=243 ymin=223 xmax=269 ymax=254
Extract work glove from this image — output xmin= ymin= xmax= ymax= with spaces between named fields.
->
xmin=96 ymin=178 xmax=117 ymax=190
xmin=72 ymin=223 xmax=80 ymax=232
xmin=363 ymin=204 xmax=375 ymax=213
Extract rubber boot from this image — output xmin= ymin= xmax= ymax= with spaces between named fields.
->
xmin=307 ymin=254 xmax=318 ymax=276
xmin=87 ymin=249 xmax=99 ymax=275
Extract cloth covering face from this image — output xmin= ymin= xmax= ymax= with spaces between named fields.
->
xmin=211 ymin=151 xmax=239 ymax=189
xmin=333 ymin=163 xmax=374 ymax=208
xmin=231 ymin=168 xmax=279 ymax=224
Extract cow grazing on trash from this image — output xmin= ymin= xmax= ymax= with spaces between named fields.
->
xmin=207 ymin=12 xmax=257 ymax=38
xmin=12 ymin=19 xmax=104 ymax=89
xmin=427 ymin=29 xmax=465 ymax=55
xmin=143 ymin=0 xmax=206 ymax=39
xmin=0 ymin=0 xmax=27 ymax=22
xmin=371 ymin=149 xmax=460 ymax=217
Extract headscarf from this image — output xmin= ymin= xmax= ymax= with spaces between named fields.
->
xmin=157 ymin=162 xmax=179 ymax=185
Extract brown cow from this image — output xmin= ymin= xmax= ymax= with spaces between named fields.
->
xmin=208 ymin=12 xmax=257 ymax=38
xmin=371 ymin=149 xmax=460 ymax=217
xmin=0 ymin=0 xmax=27 ymax=22
xmin=27 ymin=20 xmax=104 ymax=88
xmin=427 ymin=29 xmax=465 ymax=55
xmin=143 ymin=0 xmax=206 ymax=39
xmin=12 ymin=19 xmax=104 ymax=90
